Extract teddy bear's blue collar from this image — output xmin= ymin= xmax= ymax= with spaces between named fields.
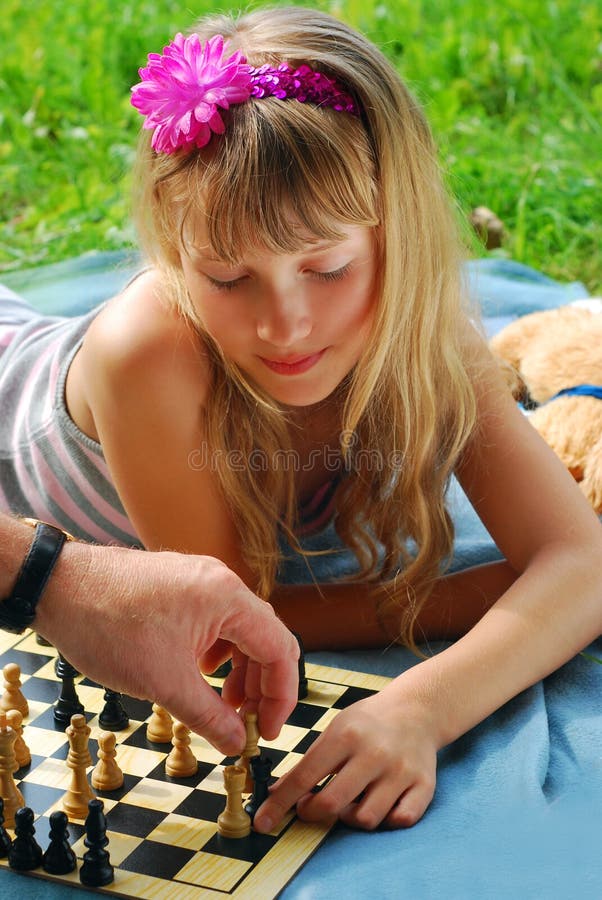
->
xmin=550 ymin=384 xmax=602 ymax=402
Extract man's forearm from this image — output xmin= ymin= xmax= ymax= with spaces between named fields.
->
xmin=0 ymin=512 xmax=36 ymax=596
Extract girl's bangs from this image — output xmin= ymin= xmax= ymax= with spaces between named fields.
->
xmin=175 ymin=100 xmax=379 ymax=262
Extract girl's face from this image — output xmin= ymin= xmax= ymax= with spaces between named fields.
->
xmin=180 ymin=223 xmax=377 ymax=407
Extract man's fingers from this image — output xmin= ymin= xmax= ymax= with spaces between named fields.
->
xmin=257 ymin=696 xmax=297 ymax=741
xmin=221 ymin=593 xmax=300 ymax=734
xmin=161 ymin=670 xmax=245 ymax=757
xmin=222 ymin=591 xmax=299 ymax=673
xmin=198 ymin=638 xmax=232 ymax=675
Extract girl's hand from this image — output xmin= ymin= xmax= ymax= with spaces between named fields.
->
xmin=253 ymin=685 xmax=438 ymax=832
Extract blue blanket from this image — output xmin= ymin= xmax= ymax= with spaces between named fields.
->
xmin=2 ymin=255 xmax=600 ymax=899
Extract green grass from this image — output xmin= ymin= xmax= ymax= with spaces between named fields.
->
xmin=1 ymin=0 xmax=600 ymax=291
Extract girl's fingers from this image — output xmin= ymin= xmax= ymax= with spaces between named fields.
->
xmin=384 ymin=779 xmax=436 ymax=829
xmin=292 ymin=760 xmax=372 ymax=824
xmin=253 ymin=737 xmax=346 ymax=833
xmin=337 ymin=777 xmax=411 ymax=831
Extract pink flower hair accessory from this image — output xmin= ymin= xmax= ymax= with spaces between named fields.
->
xmin=131 ymin=32 xmax=359 ymax=154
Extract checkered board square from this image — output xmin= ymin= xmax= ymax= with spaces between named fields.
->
xmin=0 ymin=630 xmax=390 ymax=898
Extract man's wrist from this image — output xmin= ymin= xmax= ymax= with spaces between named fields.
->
xmin=0 ymin=514 xmax=36 ymax=597
xmin=0 ymin=517 xmax=74 ymax=633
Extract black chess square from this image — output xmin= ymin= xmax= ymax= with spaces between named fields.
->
xmin=173 ymin=788 xmax=226 ymax=821
xmin=287 ymin=701 xmax=328 ymax=729
xmin=120 ymin=838 xmax=196 ymax=880
xmin=0 ymin=648 xmax=52 ymax=674
xmin=14 ymin=753 xmax=41 ymax=779
xmin=21 ymin=675 xmax=64 ymax=704
xmin=332 ymin=686 xmax=375 ymax=708
xmin=32 ymin=706 xmax=95 ymax=733
xmin=105 ymin=802 xmax=167 ymax=838
xmin=95 ymin=772 xmax=142 ymax=801
xmin=51 ymin=737 xmax=98 ymax=761
xmin=16 ymin=781 xmax=64 ymax=817
xmin=146 ymin=758 xmax=215 ymax=787
xmin=203 ymin=829 xmax=278 ymax=863
xmin=121 ymin=696 xmax=153 ymax=721
xmin=121 ymin=724 xmax=170 ymax=751
xmin=292 ymin=729 xmax=321 ymax=754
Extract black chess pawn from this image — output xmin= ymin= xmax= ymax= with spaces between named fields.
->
xmin=293 ymin=632 xmax=309 ymax=700
xmin=8 ymin=806 xmax=43 ymax=870
xmin=244 ymin=755 xmax=273 ymax=823
xmin=79 ymin=798 xmax=114 ymax=887
xmin=99 ymin=688 xmax=129 ymax=731
xmin=42 ymin=810 xmax=76 ymax=875
xmin=0 ymin=798 xmax=12 ymax=858
xmin=53 ymin=653 xmax=85 ymax=725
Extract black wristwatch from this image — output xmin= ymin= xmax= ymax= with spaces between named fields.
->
xmin=0 ymin=518 xmax=75 ymax=634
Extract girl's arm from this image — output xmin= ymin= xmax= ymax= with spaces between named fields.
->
xmin=76 ymin=272 xmax=256 ymax=584
xmin=270 ymin=560 xmax=519 ymax=648
xmin=254 ymin=340 xmax=602 ymax=834
xmin=416 ymin=347 xmax=602 ymax=747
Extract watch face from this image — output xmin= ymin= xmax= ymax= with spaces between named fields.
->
xmin=21 ymin=517 xmax=76 ymax=541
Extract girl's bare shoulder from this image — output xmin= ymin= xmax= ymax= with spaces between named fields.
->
xmin=81 ymin=268 xmax=210 ymax=404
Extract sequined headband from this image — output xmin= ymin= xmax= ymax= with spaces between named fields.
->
xmin=131 ymin=33 xmax=359 ymax=154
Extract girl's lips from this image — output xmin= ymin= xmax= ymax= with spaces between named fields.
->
xmin=259 ymin=349 xmax=327 ymax=375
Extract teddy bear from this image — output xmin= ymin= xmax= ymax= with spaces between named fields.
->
xmin=489 ymin=300 xmax=602 ymax=514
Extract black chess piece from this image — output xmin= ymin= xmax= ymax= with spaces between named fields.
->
xmin=79 ymin=798 xmax=114 ymax=887
xmin=42 ymin=810 xmax=77 ymax=875
xmin=0 ymin=798 xmax=12 ymax=858
xmin=99 ymin=688 xmax=129 ymax=731
xmin=293 ymin=632 xmax=309 ymax=700
xmin=244 ymin=755 xmax=273 ymax=823
xmin=210 ymin=659 xmax=233 ymax=678
xmin=8 ymin=806 xmax=43 ymax=870
xmin=54 ymin=653 xmax=79 ymax=678
xmin=35 ymin=632 xmax=52 ymax=647
xmin=53 ymin=653 xmax=85 ymax=725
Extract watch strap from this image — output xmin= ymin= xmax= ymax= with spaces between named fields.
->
xmin=0 ymin=522 xmax=68 ymax=633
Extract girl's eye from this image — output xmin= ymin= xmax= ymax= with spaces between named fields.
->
xmin=205 ymin=275 xmax=246 ymax=292
xmin=311 ymin=263 xmax=351 ymax=282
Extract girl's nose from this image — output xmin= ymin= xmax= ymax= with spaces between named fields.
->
xmin=256 ymin=290 xmax=312 ymax=347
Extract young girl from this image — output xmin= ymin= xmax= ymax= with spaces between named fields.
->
xmin=1 ymin=7 xmax=600 ymax=834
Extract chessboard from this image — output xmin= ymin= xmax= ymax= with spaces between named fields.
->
xmin=0 ymin=629 xmax=390 ymax=899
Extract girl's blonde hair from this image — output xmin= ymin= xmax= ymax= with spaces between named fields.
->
xmin=133 ymin=6 xmax=478 ymax=652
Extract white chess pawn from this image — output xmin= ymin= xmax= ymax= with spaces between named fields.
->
xmin=0 ymin=712 xmax=25 ymax=828
xmin=147 ymin=703 xmax=173 ymax=743
xmin=91 ymin=731 xmax=124 ymax=791
xmin=165 ymin=722 xmax=198 ymax=778
xmin=6 ymin=708 xmax=31 ymax=770
xmin=0 ymin=663 xmax=29 ymax=717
